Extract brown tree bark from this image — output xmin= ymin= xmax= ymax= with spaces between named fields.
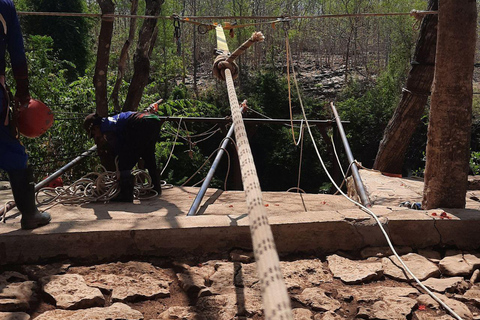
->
xmin=422 ymin=0 xmax=477 ymax=209
xmin=123 ymin=0 xmax=163 ymax=111
xmin=93 ymin=0 xmax=115 ymax=117
xmin=93 ymin=0 xmax=116 ymax=170
xmin=111 ymin=0 xmax=139 ymax=112
xmin=373 ymin=0 xmax=438 ymax=174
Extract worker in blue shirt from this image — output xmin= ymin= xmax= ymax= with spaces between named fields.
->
xmin=84 ymin=111 xmax=163 ymax=202
xmin=0 ymin=0 xmax=51 ymax=229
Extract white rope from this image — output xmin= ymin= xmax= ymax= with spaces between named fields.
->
xmin=225 ymin=68 xmax=293 ymax=320
xmin=161 ymin=118 xmax=183 ymax=176
xmin=36 ymin=166 xmax=159 ymax=207
xmin=285 ymin=39 xmax=462 ymax=319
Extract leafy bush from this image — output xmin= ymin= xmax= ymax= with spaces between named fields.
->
xmin=10 ymin=35 xmax=99 ymax=183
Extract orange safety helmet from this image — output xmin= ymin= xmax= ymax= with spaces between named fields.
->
xmin=17 ymin=99 xmax=54 ymax=138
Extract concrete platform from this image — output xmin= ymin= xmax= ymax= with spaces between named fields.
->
xmin=0 ymin=169 xmax=480 ymax=265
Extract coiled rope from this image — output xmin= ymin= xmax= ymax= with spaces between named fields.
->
xmin=36 ymin=166 xmax=161 ymax=209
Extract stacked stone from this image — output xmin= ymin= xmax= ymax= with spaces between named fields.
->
xmin=1 ymin=249 xmax=480 ymax=319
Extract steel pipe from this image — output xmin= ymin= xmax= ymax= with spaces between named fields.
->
xmin=187 ymin=124 xmax=235 ymax=216
xmin=330 ymin=102 xmax=371 ymax=207
xmin=0 ymin=145 xmax=98 ymax=216
xmin=158 ymin=116 xmax=344 ymax=126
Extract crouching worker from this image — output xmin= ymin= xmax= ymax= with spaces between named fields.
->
xmin=83 ymin=111 xmax=163 ymax=202
xmin=0 ymin=0 xmax=51 ymax=229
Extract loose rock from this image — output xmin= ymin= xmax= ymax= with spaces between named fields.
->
xmin=422 ymin=277 xmax=467 ymax=293
xmin=0 ymin=281 xmax=36 ymax=312
xmin=314 ymin=311 xmax=343 ymax=320
xmin=295 ymin=287 xmax=341 ymax=312
xmin=230 ymin=249 xmax=254 ymax=263
xmin=439 ymin=251 xmax=474 ymax=276
xmin=457 ymin=286 xmax=480 ymax=307
xmin=382 ymin=253 xmax=440 ymax=282
xmin=357 ymin=297 xmax=416 ymax=320
xmin=292 ymin=307 xmax=313 ymax=319
xmin=40 ymin=274 xmax=104 ymax=310
xmin=0 ymin=312 xmax=30 ymax=320
xmin=327 ymin=254 xmax=383 ymax=284
xmin=157 ymin=306 xmax=205 ymax=320
xmin=282 ymin=259 xmax=333 ymax=290
xmin=33 ymin=302 xmax=143 ymax=320
xmin=71 ymin=261 xmax=171 ymax=303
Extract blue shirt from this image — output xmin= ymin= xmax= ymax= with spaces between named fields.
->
xmin=99 ymin=111 xmax=135 ymax=134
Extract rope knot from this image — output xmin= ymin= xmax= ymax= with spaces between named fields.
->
xmin=250 ymin=31 xmax=265 ymax=43
xmin=213 ymin=54 xmax=239 ymax=81
xmin=410 ymin=9 xmax=423 ymax=21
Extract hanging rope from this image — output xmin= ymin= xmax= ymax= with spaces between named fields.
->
xmin=284 ymin=35 xmax=462 ymax=318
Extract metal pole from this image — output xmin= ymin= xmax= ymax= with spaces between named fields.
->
xmin=0 ymin=145 xmax=97 ymax=216
xmin=187 ymin=124 xmax=235 ymax=216
xmin=330 ymin=102 xmax=371 ymax=207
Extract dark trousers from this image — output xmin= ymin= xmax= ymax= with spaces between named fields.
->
xmin=0 ymin=89 xmax=27 ymax=171
xmin=117 ymin=118 xmax=162 ymax=189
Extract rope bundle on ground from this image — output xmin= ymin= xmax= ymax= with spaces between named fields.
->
xmin=36 ymin=166 xmax=159 ymax=207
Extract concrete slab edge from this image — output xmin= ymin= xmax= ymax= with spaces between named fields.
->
xmin=0 ymin=210 xmax=479 ymax=265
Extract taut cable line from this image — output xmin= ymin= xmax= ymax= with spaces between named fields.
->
xmin=16 ymin=10 xmax=437 ymax=20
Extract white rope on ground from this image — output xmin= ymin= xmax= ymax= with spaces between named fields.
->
xmin=284 ymin=36 xmax=462 ymax=319
xmin=36 ymin=166 xmax=160 ymax=210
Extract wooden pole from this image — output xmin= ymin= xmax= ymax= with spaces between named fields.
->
xmin=423 ymin=0 xmax=477 ymax=209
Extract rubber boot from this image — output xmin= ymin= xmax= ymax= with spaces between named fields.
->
xmin=150 ymin=169 xmax=162 ymax=196
xmin=8 ymin=168 xmax=51 ymax=230
xmin=112 ymin=170 xmax=134 ymax=202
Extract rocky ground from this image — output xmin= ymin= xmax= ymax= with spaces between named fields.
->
xmin=1 ymin=247 xmax=480 ymax=319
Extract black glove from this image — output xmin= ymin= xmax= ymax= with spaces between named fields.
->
xmin=14 ymin=78 xmax=30 ymax=111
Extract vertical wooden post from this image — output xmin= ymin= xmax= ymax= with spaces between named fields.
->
xmin=123 ymin=0 xmax=163 ymax=111
xmin=423 ymin=0 xmax=477 ymax=209
xmin=93 ymin=0 xmax=115 ymax=117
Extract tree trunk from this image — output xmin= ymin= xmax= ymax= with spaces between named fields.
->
xmin=111 ymin=0 xmax=138 ymax=112
xmin=192 ymin=0 xmax=198 ymax=98
xmin=93 ymin=0 xmax=115 ymax=117
xmin=373 ymin=0 xmax=438 ymax=174
xmin=422 ymin=0 xmax=477 ymax=209
xmin=123 ymin=0 xmax=163 ymax=111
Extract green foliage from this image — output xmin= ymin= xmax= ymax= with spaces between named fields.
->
xmin=13 ymin=35 xmax=98 ymax=182
xmin=154 ymin=96 xmax=224 ymax=187
xmin=471 ymin=151 xmax=480 ymax=175
xmin=6 ymin=0 xmax=440 ymax=194
xmin=336 ymin=25 xmax=415 ymax=168
xmin=21 ymin=0 xmax=93 ymax=80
